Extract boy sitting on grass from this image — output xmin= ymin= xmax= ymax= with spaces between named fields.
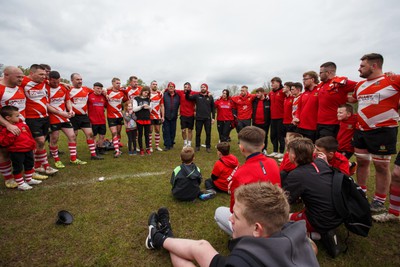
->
xmin=314 ymin=136 xmax=350 ymax=176
xmin=0 ymin=106 xmax=42 ymax=190
xmin=204 ymin=142 xmax=239 ymax=193
xmin=171 ymin=147 xmax=215 ymax=201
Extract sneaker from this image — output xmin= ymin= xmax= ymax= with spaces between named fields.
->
xmin=91 ymin=155 xmax=104 ymax=160
xmin=136 ymin=147 xmax=140 ymax=152
xmin=320 ymin=230 xmax=341 ymax=258
xmin=18 ymin=182 xmax=33 ymax=191
xmin=114 ymin=151 xmax=122 ymax=158
xmin=372 ymin=212 xmax=400 ymax=223
xmin=35 ymin=166 xmax=46 ymax=173
xmin=199 ymin=189 xmax=217 ymax=200
xmin=267 ymin=152 xmax=278 ymax=157
xmin=32 ymin=172 xmax=48 ymax=180
xmin=128 ymin=151 xmax=134 ymax=156
xmin=45 ymin=166 xmax=59 ymax=175
xmin=156 ymin=146 xmax=163 ymax=152
xmin=146 ymin=149 xmax=151 ymax=155
xmin=139 ymin=149 xmax=145 ymax=156
xmin=157 ymin=207 xmax=173 ymax=237
xmin=5 ymin=179 xmax=18 ymax=189
xmin=70 ymin=159 xmax=88 ymax=165
xmin=349 ymin=162 xmax=357 ymax=176
xmin=133 ymin=151 xmax=138 ymax=155
xmin=275 ymin=153 xmax=284 ymax=159
xmin=27 ymin=179 xmax=42 ymax=185
xmin=149 ymin=147 xmax=153 ymax=153
xmin=370 ymin=199 xmax=386 ymax=213
xmin=55 ymin=161 xmax=66 ymax=169
xmin=145 ymin=212 xmax=158 ymax=249
xmin=278 ymin=158 xmax=284 ymax=162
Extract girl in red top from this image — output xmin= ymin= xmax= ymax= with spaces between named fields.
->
xmin=0 ymin=106 xmax=41 ymax=190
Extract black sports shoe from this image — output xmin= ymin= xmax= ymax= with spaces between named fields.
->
xmin=321 ymin=230 xmax=341 ymax=258
xmin=91 ymin=155 xmax=104 ymax=160
xmin=145 ymin=212 xmax=158 ymax=249
xmin=157 ymin=207 xmax=174 ymax=238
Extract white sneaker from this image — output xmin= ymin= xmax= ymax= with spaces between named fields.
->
xmin=35 ymin=166 xmax=46 ymax=173
xmin=156 ymin=146 xmax=163 ymax=151
xmin=278 ymin=158 xmax=284 ymax=162
xmin=372 ymin=212 xmax=400 ymax=223
xmin=150 ymin=148 xmax=154 ymax=153
xmin=27 ymin=179 xmax=42 ymax=185
xmin=18 ymin=182 xmax=33 ymax=191
xmin=275 ymin=153 xmax=284 ymax=159
xmin=201 ymin=144 xmax=206 ymax=148
xmin=136 ymin=147 xmax=140 ymax=152
xmin=267 ymin=152 xmax=278 ymax=157
xmin=45 ymin=166 xmax=59 ymax=175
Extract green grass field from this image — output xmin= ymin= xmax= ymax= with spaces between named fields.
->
xmin=1 ymin=124 xmax=399 ymax=266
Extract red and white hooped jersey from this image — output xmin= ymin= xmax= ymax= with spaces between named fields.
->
xmin=292 ymin=94 xmax=302 ymax=120
xmin=123 ymin=86 xmax=142 ymax=100
xmin=353 ymin=74 xmax=400 ymax=131
xmin=150 ymin=91 xmax=164 ymax=120
xmin=69 ymin=86 xmax=93 ymax=115
xmin=47 ymin=84 xmax=71 ymax=124
xmin=0 ymin=85 xmax=26 ymax=120
xmin=21 ymin=76 xmax=48 ymax=119
xmin=106 ymin=89 xmax=127 ymax=119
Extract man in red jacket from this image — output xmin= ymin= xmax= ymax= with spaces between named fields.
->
xmin=293 ymin=71 xmax=319 ymax=142
xmin=317 ymin=62 xmax=357 ymax=139
xmin=231 ymin=86 xmax=256 ymax=134
xmin=267 ymin=77 xmax=285 ymax=158
xmin=214 ymin=126 xmax=280 ymax=235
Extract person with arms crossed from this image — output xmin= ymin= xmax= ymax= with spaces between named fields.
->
xmin=162 ymin=82 xmax=180 ymax=151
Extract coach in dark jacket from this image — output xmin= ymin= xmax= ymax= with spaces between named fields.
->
xmin=185 ymin=83 xmax=215 ymax=152
xmin=163 ymin=82 xmax=180 ymax=150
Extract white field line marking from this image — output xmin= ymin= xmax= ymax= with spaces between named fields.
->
xmin=42 ymin=171 xmax=167 ymax=189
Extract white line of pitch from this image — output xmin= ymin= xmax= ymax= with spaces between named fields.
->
xmin=40 ymin=171 xmax=167 ymax=189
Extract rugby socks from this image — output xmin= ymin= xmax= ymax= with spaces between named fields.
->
xmin=389 ymin=185 xmax=400 ymax=216
xmin=155 ymin=133 xmax=160 ymax=148
xmin=50 ymin=145 xmax=60 ymax=162
xmin=113 ymin=136 xmax=120 ymax=152
xmin=14 ymin=173 xmax=24 ymax=185
xmin=148 ymin=133 xmax=153 ymax=148
xmin=87 ymin=139 xmax=97 ymax=156
xmin=68 ymin=142 xmax=77 ymax=161
xmin=0 ymin=160 xmax=13 ymax=181
xmin=374 ymin=193 xmax=386 ymax=205
xmin=24 ymin=169 xmax=34 ymax=183
xmin=35 ymin=149 xmax=50 ymax=169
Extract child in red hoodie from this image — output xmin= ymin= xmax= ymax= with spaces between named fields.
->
xmin=0 ymin=106 xmax=40 ymax=190
xmin=337 ymin=104 xmax=357 ymax=159
xmin=314 ymin=136 xmax=350 ymax=176
xmin=205 ymin=142 xmax=239 ymax=193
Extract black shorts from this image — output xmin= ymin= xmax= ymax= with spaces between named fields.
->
xmin=50 ymin=122 xmax=73 ymax=131
xmin=180 ymin=116 xmax=194 ymax=130
xmin=283 ymin=123 xmax=297 ymax=136
xmin=316 ymin=124 xmax=340 ymax=139
xmin=25 ymin=117 xmax=50 ymax=138
xmin=151 ymin=119 xmax=162 ymax=125
xmin=395 ymin=152 xmax=400 ymax=166
xmin=296 ymin=127 xmax=316 ymax=142
xmin=70 ymin=115 xmax=91 ymax=130
xmin=92 ymin=124 xmax=107 ymax=136
xmin=107 ymin=117 xmax=124 ymax=127
xmin=353 ymin=127 xmax=398 ymax=155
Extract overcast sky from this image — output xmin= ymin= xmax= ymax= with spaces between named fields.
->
xmin=1 ymin=0 xmax=399 ymax=95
